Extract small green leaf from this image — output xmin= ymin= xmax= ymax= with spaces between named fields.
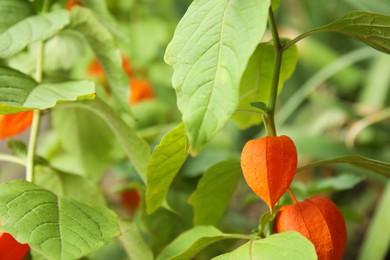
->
xmin=165 ymin=0 xmax=270 ymax=153
xmin=250 ymin=102 xmax=267 ymax=111
xmin=189 ymin=160 xmax=241 ymax=226
xmin=258 ymin=206 xmax=279 ymax=238
xmin=69 ymin=7 xmax=131 ymax=114
xmin=213 ymin=232 xmax=317 ymax=260
xmin=146 ymin=123 xmax=188 ymax=214
xmin=117 ymin=219 xmax=154 ymax=260
xmin=304 ymin=11 xmax=390 ymax=54
xmin=56 ymin=98 xmax=150 ymax=183
xmin=0 ymin=0 xmax=35 ymax=33
xmin=33 ymin=165 xmax=106 ymax=206
xmin=157 ymin=226 xmax=246 ymax=260
xmin=297 ymin=155 xmax=390 ymax=178
xmin=0 ymin=180 xmax=120 ymax=260
xmin=0 ymin=66 xmax=96 ymax=114
xmin=0 ymin=10 xmax=69 ymax=58
xmin=232 ymin=42 xmax=298 ymax=129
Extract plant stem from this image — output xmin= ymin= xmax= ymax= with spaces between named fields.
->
xmin=0 ymin=154 xmax=25 ymax=166
xmin=288 ymin=188 xmax=299 ymax=204
xmin=264 ymin=7 xmax=283 ymax=137
xmin=25 ymin=40 xmax=45 ymax=182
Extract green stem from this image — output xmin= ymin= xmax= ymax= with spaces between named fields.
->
xmin=265 ymin=7 xmax=283 ymax=137
xmin=0 ymin=154 xmax=25 ymax=166
xmin=25 ymin=36 xmax=45 ymax=182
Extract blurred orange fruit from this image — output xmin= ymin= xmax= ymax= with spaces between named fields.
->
xmin=0 ymin=111 xmax=34 ymax=139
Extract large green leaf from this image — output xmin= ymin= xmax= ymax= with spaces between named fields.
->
xmin=0 ymin=10 xmax=69 ymax=58
xmin=0 ymin=0 xmax=35 ymax=34
xmin=296 ymin=155 xmax=390 ymax=178
xmin=213 ymin=232 xmax=316 ymax=260
xmin=358 ymin=181 xmax=390 ymax=260
xmin=52 ymin=107 xmax=119 ymax=182
xmin=0 ymin=66 xmax=96 ymax=114
xmin=156 ymin=226 xmax=246 ymax=260
xmin=0 ymin=180 xmax=120 ymax=260
xmin=232 ymin=42 xmax=298 ymax=129
xmin=117 ymin=219 xmax=153 ymax=260
xmin=291 ymin=11 xmax=390 ymax=54
xmin=189 ymin=160 xmax=241 ymax=226
xmin=57 ymin=98 xmax=150 ymax=183
xmin=69 ymin=7 xmax=131 ymax=114
xmin=165 ymin=0 xmax=270 ymax=153
xmin=33 ymin=165 xmax=106 ymax=206
xmin=146 ymin=123 xmax=188 ymax=214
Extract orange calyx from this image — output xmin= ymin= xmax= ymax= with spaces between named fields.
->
xmin=0 ymin=111 xmax=34 ymax=139
xmin=240 ymin=135 xmax=297 ymax=210
xmin=120 ymin=189 xmax=141 ymax=215
xmin=0 ymin=231 xmax=30 ymax=260
xmin=66 ymin=0 xmax=83 ymax=11
xmin=129 ymin=78 xmax=155 ymax=105
xmin=274 ymin=196 xmax=347 ymax=260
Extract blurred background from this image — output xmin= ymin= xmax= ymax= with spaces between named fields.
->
xmin=0 ymin=0 xmax=389 ymax=259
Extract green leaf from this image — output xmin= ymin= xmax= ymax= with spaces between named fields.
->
xmin=33 ymin=165 xmax=106 ymax=206
xmin=156 ymin=226 xmax=246 ymax=260
xmin=146 ymin=123 xmax=188 ymax=214
xmin=0 ymin=0 xmax=35 ymax=34
xmin=301 ymin=11 xmax=390 ymax=54
xmin=56 ymin=98 xmax=151 ymax=183
xmin=117 ymin=219 xmax=154 ymax=260
xmin=307 ymin=173 xmax=364 ymax=194
xmin=213 ymin=232 xmax=317 ymax=260
xmin=358 ymin=181 xmax=390 ymax=260
xmin=0 ymin=10 xmax=69 ymax=58
xmin=250 ymin=102 xmax=267 ymax=112
xmin=165 ymin=0 xmax=270 ymax=153
xmin=189 ymin=160 xmax=241 ymax=226
xmin=52 ymin=107 xmax=119 ymax=182
xmin=80 ymin=0 xmax=127 ymax=40
xmin=69 ymin=7 xmax=131 ymax=114
xmin=297 ymin=155 xmax=390 ymax=178
xmin=0 ymin=66 xmax=96 ymax=114
xmin=43 ymin=29 xmax=88 ymax=71
xmin=232 ymin=42 xmax=298 ymax=129
xmin=0 ymin=180 xmax=120 ymax=260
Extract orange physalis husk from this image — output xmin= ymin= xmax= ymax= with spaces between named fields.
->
xmin=0 ymin=111 xmax=34 ymax=139
xmin=120 ymin=189 xmax=141 ymax=215
xmin=66 ymin=0 xmax=83 ymax=10
xmin=240 ymin=135 xmax=297 ymax=210
xmin=87 ymin=54 xmax=132 ymax=78
xmin=0 ymin=231 xmax=30 ymax=260
xmin=274 ymin=196 xmax=347 ymax=260
xmin=129 ymin=78 xmax=155 ymax=105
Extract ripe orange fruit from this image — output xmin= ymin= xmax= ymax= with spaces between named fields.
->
xmin=129 ymin=78 xmax=154 ymax=105
xmin=0 ymin=231 xmax=30 ymax=260
xmin=0 ymin=111 xmax=34 ymax=139
xmin=274 ymin=196 xmax=347 ymax=260
xmin=240 ymin=135 xmax=297 ymax=210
